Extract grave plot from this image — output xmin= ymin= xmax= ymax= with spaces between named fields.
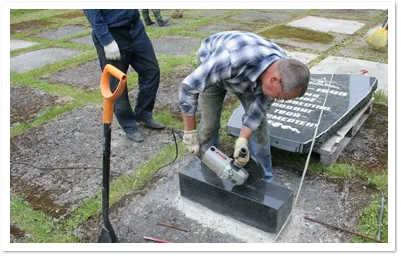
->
xmin=33 ymin=25 xmax=88 ymax=40
xmin=11 ymin=20 xmax=55 ymax=34
xmin=10 ymin=85 xmax=72 ymax=126
xmin=70 ymin=35 xmax=94 ymax=46
xmin=229 ymin=10 xmax=293 ymax=23
xmin=10 ymin=39 xmax=39 ymax=51
xmin=310 ymin=56 xmax=388 ymax=94
xmin=337 ymin=24 xmax=388 ymax=62
xmin=314 ymin=9 xmax=384 ymax=22
xmin=260 ymin=25 xmax=346 ymax=52
xmin=78 ymin=152 xmax=374 ymax=243
xmin=10 ymin=105 xmax=175 ymax=218
xmin=287 ymin=16 xmax=365 ymax=35
xmin=11 ymin=47 xmax=83 ymax=73
xmin=43 ymin=60 xmax=135 ymax=91
xmin=194 ymin=21 xmax=263 ymax=35
xmin=151 ymin=36 xmax=201 ymax=56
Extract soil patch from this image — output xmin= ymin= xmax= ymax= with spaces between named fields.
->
xmin=11 ymin=20 xmax=55 ymax=34
xmin=10 ymin=105 xmax=173 ymax=217
xmin=54 ymin=10 xmax=84 ymax=19
xmin=337 ymin=103 xmax=388 ymax=172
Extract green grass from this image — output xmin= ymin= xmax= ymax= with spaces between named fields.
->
xmin=373 ymin=90 xmax=388 ymax=104
xmin=260 ymin=25 xmax=334 ymax=44
xmin=11 ymin=9 xmax=78 ymax=24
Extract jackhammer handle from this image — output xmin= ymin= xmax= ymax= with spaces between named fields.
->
xmin=100 ymin=64 xmax=127 ymax=124
xmin=239 ymin=148 xmax=248 ymax=158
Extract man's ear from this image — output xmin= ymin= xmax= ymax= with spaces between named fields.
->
xmin=270 ymin=75 xmax=281 ymax=84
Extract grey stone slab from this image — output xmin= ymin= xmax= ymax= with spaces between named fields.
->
xmin=151 ymin=36 xmax=201 ymax=56
xmin=10 ymin=85 xmax=72 ymax=126
xmin=315 ymin=9 xmax=384 ymax=22
xmin=230 ymin=10 xmax=292 ymax=23
xmin=273 ymin=33 xmax=346 ymax=52
xmin=10 ymin=39 xmax=39 ymax=51
xmin=310 ymin=56 xmax=388 ymax=94
xmin=288 ymin=16 xmax=365 ymax=35
xmin=70 ymin=35 xmax=94 ymax=46
xmin=286 ymin=51 xmax=318 ymax=64
xmin=195 ymin=21 xmax=263 ymax=34
xmin=34 ymin=25 xmax=87 ymax=40
xmin=183 ymin=9 xmax=235 ymax=18
xmin=10 ymin=105 xmax=174 ymax=216
xmin=10 ymin=47 xmax=83 ymax=73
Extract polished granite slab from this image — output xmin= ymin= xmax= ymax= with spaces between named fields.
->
xmin=179 ymin=158 xmax=293 ymax=233
xmin=227 ymin=74 xmax=378 ymax=153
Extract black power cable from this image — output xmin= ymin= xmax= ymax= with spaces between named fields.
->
xmin=10 ymin=128 xmax=179 ymax=175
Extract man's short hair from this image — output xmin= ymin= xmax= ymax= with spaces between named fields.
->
xmin=277 ymin=59 xmax=310 ymax=97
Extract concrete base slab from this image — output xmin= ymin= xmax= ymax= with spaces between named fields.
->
xmin=274 ymin=33 xmax=346 ymax=52
xmin=151 ymin=36 xmax=201 ymax=56
xmin=230 ymin=11 xmax=292 ymax=23
xmin=10 ymin=86 xmax=72 ymax=126
xmin=10 ymin=39 xmax=39 ymax=51
xmin=183 ymin=9 xmax=235 ymax=18
xmin=310 ymin=56 xmax=388 ymax=93
xmin=195 ymin=21 xmax=263 ymax=35
xmin=11 ymin=47 xmax=82 ymax=73
xmin=70 ymin=35 xmax=94 ymax=46
xmin=288 ymin=16 xmax=365 ymax=35
xmin=10 ymin=105 xmax=174 ymax=217
xmin=315 ymin=9 xmax=384 ymax=22
xmin=34 ymin=25 xmax=87 ymax=40
xmin=286 ymin=51 xmax=318 ymax=64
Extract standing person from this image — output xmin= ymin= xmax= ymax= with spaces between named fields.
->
xmin=141 ymin=9 xmax=170 ymax=27
xmin=179 ymin=31 xmax=310 ymax=183
xmin=84 ymin=9 xmax=165 ymax=143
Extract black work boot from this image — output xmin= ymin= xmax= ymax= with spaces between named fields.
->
xmin=141 ymin=9 xmax=155 ymax=26
xmin=153 ymin=9 xmax=170 ymax=27
xmin=139 ymin=118 xmax=165 ymax=129
xmin=126 ymin=129 xmax=144 ymax=142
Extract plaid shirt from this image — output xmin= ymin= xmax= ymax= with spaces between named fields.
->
xmin=179 ymin=31 xmax=287 ymax=132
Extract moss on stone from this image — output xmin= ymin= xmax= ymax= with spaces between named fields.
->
xmin=260 ymin=25 xmax=334 ymax=44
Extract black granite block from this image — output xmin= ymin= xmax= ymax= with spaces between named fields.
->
xmin=179 ymin=158 xmax=293 ymax=234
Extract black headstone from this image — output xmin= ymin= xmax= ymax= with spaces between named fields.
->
xmin=179 ymin=158 xmax=294 ymax=233
xmin=227 ymin=74 xmax=378 ymax=153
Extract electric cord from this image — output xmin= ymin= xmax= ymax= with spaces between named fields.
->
xmin=10 ymin=128 xmax=179 ymax=175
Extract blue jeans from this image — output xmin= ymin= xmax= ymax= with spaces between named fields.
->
xmin=93 ymin=19 xmax=160 ymax=133
xmin=199 ymin=86 xmax=273 ymax=183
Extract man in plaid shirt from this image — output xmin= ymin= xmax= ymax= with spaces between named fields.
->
xmin=179 ymin=31 xmax=310 ymax=183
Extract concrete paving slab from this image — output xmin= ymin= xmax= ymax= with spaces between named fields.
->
xmin=70 ymin=35 xmax=94 ymax=46
xmin=10 ymin=105 xmax=175 ymax=217
xmin=194 ymin=21 xmax=263 ymax=34
xmin=273 ymin=33 xmax=346 ymax=52
xmin=34 ymin=25 xmax=87 ymax=40
xmin=230 ymin=10 xmax=292 ymax=23
xmin=310 ymin=56 xmax=388 ymax=93
xmin=10 ymin=39 xmax=39 ymax=51
xmin=315 ymin=9 xmax=384 ymax=22
xmin=151 ymin=36 xmax=201 ymax=56
xmin=288 ymin=16 xmax=365 ymax=35
xmin=286 ymin=51 xmax=318 ymax=64
xmin=10 ymin=86 xmax=72 ymax=126
xmin=10 ymin=47 xmax=83 ymax=73
xmin=143 ymin=18 xmax=198 ymax=29
xmin=78 ymin=153 xmax=374 ymax=243
xmin=183 ymin=9 xmax=235 ymax=18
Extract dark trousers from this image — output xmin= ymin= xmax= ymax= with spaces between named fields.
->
xmin=93 ymin=19 xmax=160 ymax=133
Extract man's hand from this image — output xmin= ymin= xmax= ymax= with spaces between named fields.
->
xmin=183 ymin=130 xmax=200 ymax=155
xmin=104 ymin=40 xmax=121 ymax=60
xmin=233 ymin=137 xmax=250 ymax=167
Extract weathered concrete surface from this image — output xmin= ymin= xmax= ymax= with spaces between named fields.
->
xmin=314 ymin=9 xmax=383 ymax=22
xmin=195 ymin=22 xmax=262 ymax=35
xmin=151 ymin=36 xmax=201 ymax=56
xmin=310 ymin=56 xmax=388 ymax=93
xmin=286 ymin=51 xmax=318 ymax=64
xmin=183 ymin=9 xmax=235 ymax=18
xmin=10 ymin=48 xmax=83 ymax=73
xmin=10 ymin=39 xmax=39 ymax=51
xmin=230 ymin=10 xmax=292 ymax=23
xmin=274 ymin=33 xmax=346 ymax=52
xmin=78 ymin=153 xmax=374 ymax=243
xmin=70 ymin=35 xmax=94 ymax=46
xmin=34 ymin=25 xmax=87 ymax=40
xmin=288 ymin=16 xmax=365 ymax=35
xmin=10 ymin=85 xmax=72 ymax=126
xmin=10 ymin=105 xmax=175 ymax=216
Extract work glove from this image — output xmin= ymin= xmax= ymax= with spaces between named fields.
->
xmin=183 ymin=130 xmax=200 ymax=156
xmin=233 ymin=137 xmax=250 ymax=167
xmin=104 ymin=40 xmax=121 ymax=60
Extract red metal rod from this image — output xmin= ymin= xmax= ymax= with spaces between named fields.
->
xmin=143 ymin=236 xmax=174 ymax=243
xmin=304 ymin=216 xmax=382 ymax=243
